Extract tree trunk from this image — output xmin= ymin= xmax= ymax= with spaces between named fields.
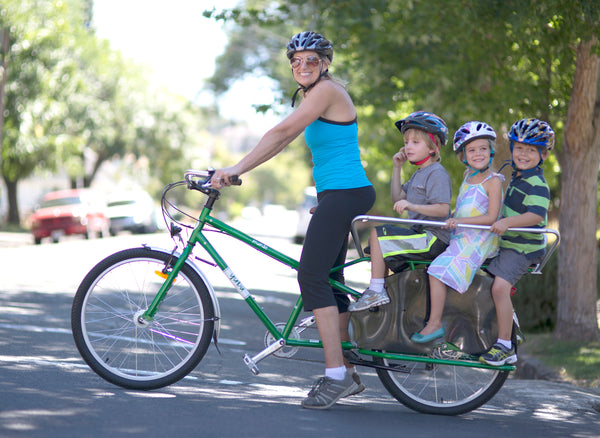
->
xmin=3 ymin=176 xmax=19 ymax=225
xmin=555 ymin=39 xmax=600 ymax=341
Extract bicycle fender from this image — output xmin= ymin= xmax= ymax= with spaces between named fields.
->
xmin=144 ymin=245 xmax=221 ymax=346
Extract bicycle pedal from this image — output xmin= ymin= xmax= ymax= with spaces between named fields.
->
xmin=243 ymin=354 xmax=260 ymax=375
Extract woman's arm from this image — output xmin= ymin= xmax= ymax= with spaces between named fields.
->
xmin=212 ymin=80 xmax=339 ymax=185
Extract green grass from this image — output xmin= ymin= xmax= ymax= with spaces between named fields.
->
xmin=521 ymin=333 xmax=600 ymax=388
xmin=0 ymin=224 xmax=27 ymax=232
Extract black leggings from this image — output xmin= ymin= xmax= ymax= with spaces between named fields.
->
xmin=298 ymin=185 xmax=376 ymax=312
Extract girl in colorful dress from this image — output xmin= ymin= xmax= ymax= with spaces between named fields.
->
xmin=411 ymin=121 xmax=504 ymax=343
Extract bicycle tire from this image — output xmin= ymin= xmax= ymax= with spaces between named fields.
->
xmin=375 ymin=355 xmax=509 ymax=415
xmin=71 ymin=247 xmax=215 ymax=390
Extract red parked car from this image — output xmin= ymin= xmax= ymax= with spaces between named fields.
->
xmin=30 ymin=189 xmax=110 ymax=244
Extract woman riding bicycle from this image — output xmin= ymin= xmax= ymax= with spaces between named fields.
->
xmin=211 ymin=31 xmax=375 ymax=409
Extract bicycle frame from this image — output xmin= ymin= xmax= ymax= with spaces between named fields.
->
xmin=139 ymin=179 xmax=531 ymax=375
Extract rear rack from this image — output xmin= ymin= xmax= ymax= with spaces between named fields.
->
xmin=350 ymin=215 xmax=560 ymax=275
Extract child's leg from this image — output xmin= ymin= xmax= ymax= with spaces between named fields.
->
xmin=491 ymin=276 xmax=514 ymax=342
xmin=348 ymin=229 xmax=389 ymax=311
xmin=368 ymin=228 xmax=387 ymax=279
xmin=418 ymin=276 xmax=446 ymax=336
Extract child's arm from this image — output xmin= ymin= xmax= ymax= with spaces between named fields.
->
xmin=391 ymin=148 xmax=408 ymax=202
xmin=450 ymin=175 xmax=503 ymax=227
xmin=393 ymin=200 xmax=450 ymax=218
xmin=490 ymin=212 xmax=545 ymax=236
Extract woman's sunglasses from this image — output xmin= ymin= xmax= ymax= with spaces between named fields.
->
xmin=290 ymin=56 xmax=322 ymax=69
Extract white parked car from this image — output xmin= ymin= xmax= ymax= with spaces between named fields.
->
xmin=106 ymin=190 xmax=160 ymax=235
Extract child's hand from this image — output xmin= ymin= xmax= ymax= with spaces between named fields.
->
xmin=393 ymin=148 xmax=408 ymax=167
xmin=393 ymin=199 xmax=412 ymax=215
xmin=490 ymin=219 xmax=509 ymax=236
xmin=444 ymin=218 xmax=459 ymax=229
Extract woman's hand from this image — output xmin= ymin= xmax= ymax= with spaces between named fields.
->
xmin=210 ymin=167 xmax=239 ymax=189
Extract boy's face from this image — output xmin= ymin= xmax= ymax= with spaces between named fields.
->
xmin=512 ymin=141 xmax=549 ymax=171
xmin=404 ymin=129 xmax=437 ymax=163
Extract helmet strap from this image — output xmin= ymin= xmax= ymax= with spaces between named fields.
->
xmin=507 ymin=140 xmax=545 ymax=174
xmin=464 ymin=154 xmax=493 ymax=178
xmin=291 ymin=69 xmax=329 ymax=107
xmin=410 ymin=135 xmax=438 ymax=165
xmin=410 ymin=152 xmax=435 ymax=166
xmin=466 ymin=165 xmax=489 ymax=179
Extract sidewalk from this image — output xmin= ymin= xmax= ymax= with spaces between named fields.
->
xmin=0 ymin=231 xmax=32 ymax=247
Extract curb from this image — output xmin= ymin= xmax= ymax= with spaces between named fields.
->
xmin=513 ymin=353 xmax=563 ymax=382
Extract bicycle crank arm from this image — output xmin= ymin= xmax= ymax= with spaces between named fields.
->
xmin=243 ymin=338 xmax=286 ymax=375
xmin=344 ymin=350 xmax=410 ymax=374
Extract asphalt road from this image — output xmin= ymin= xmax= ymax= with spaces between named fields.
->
xmin=1 ymin=224 xmax=599 ymax=437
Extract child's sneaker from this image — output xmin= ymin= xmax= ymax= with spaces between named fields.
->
xmin=301 ymin=373 xmax=355 ymax=409
xmin=348 ymin=288 xmax=390 ymax=311
xmin=479 ymin=342 xmax=517 ymax=366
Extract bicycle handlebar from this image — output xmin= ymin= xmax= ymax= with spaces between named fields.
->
xmin=184 ymin=169 xmax=242 ymax=190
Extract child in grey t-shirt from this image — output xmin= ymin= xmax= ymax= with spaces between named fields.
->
xmin=349 ymin=111 xmax=451 ymax=312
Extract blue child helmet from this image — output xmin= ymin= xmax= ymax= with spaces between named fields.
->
xmin=395 ymin=111 xmax=449 ymax=147
xmin=508 ymin=118 xmax=555 ymax=151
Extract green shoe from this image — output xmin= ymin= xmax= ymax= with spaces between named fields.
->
xmin=479 ymin=342 xmax=517 ymax=366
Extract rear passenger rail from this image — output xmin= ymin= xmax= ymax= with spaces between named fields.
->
xmin=350 ymin=215 xmax=560 ymax=275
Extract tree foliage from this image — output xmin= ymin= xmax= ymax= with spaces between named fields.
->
xmin=0 ymin=0 xmax=215 ymax=225
xmin=205 ymin=0 xmax=600 ymax=340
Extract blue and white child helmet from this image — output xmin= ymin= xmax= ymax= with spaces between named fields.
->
xmin=453 ymin=121 xmax=496 ymax=154
xmin=508 ymin=118 xmax=555 ymax=151
xmin=395 ymin=111 xmax=449 ymax=147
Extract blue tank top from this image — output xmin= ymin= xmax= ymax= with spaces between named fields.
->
xmin=304 ymin=117 xmax=371 ymax=192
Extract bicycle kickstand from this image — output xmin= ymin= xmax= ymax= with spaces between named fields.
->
xmin=243 ymin=339 xmax=286 ymax=375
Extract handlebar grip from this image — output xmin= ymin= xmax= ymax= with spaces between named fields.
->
xmin=230 ymin=176 xmax=242 ymax=186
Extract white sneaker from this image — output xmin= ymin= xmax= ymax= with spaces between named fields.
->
xmin=348 ymin=288 xmax=390 ymax=312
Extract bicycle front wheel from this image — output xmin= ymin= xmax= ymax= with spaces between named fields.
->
xmin=71 ymin=247 xmax=215 ymax=390
xmin=375 ymin=356 xmax=509 ymax=415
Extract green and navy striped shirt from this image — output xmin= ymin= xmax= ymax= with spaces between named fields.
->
xmin=500 ymin=167 xmax=550 ymax=259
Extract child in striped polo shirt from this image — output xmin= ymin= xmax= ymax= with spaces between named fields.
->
xmin=481 ymin=118 xmax=555 ymax=366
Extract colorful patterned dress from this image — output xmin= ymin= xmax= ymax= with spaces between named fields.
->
xmin=427 ymin=172 xmax=504 ymax=293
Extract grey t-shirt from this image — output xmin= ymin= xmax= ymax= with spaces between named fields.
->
xmin=401 ymin=161 xmax=452 ymax=243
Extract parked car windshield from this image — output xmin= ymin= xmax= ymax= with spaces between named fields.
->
xmin=40 ymin=197 xmax=82 ymax=208
xmin=107 ymin=200 xmax=137 ymax=207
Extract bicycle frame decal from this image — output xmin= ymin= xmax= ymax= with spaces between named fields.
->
xmin=224 ymin=267 xmax=251 ymax=299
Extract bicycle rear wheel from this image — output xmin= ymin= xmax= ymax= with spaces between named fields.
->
xmin=375 ymin=355 xmax=509 ymax=415
xmin=71 ymin=247 xmax=215 ymax=390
